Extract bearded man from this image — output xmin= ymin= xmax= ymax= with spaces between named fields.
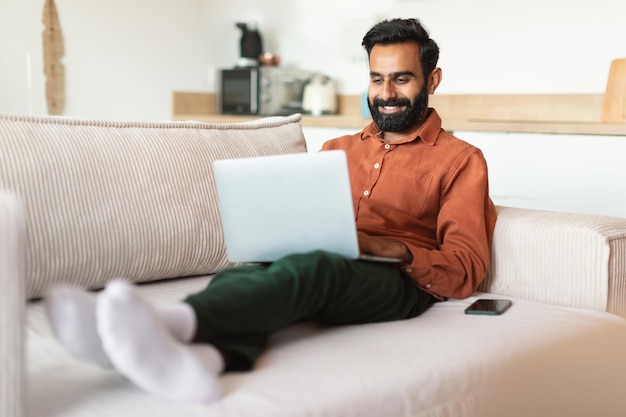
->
xmin=45 ymin=18 xmax=497 ymax=404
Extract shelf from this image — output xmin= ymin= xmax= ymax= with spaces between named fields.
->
xmin=172 ymin=113 xmax=371 ymax=129
xmin=172 ymin=114 xmax=626 ymax=136
xmin=444 ymin=119 xmax=626 ymax=136
xmin=172 ymin=92 xmax=626 ymax=136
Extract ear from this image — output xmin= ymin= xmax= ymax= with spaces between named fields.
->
xmin=427 ymin=68 xmax=442 ymax=95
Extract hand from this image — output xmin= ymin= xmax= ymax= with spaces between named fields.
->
xmin=358 ymin=232 xmax=413 ymax=264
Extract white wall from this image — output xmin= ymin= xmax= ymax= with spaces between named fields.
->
xmin=2 ymin=0 xmax=626 ymax=119
xmin=460 ymin=132 xmax=626 ymax=218
xmin=1 ymin=0 xmax=625 ymax=217
xmin=1 ymin=0 xmax=213 ymax=120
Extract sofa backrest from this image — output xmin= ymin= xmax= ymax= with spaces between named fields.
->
xmin=0 ymin=113 xmax=307 ymax=299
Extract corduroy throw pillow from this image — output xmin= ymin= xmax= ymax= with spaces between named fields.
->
xmin=0 ymin=113 xmax=307 ymax=299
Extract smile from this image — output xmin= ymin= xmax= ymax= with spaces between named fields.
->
xmin=380 ymin=105 xmax=405 ymax=114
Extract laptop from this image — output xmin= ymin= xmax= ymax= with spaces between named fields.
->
xmin=213 ymin=150 xmax=403 ymax=264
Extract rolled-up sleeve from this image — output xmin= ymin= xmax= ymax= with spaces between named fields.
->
xmin=401 ymin=147 xmax=496 ymax=300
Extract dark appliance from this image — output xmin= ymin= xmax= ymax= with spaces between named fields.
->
xmin=236 ymin=22 xmax=263 ymax=67
xmin=219 ymin=66 xmax=312 ymax=115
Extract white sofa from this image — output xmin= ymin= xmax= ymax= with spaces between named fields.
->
xmin=2 ymin=112 xmax=626 ymax=417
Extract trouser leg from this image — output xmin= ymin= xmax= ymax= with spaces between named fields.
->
xmin=184 ymin=250 xmax=433 ymax=370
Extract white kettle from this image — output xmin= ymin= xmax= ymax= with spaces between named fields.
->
xmin=302 ymin=74 xmax=337 ymax=116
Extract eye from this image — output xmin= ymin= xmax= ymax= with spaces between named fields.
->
xmin=394 ymin=77 xmax=409 ymax=84
xmin=370 ymin=77 xmax=383 ymax=84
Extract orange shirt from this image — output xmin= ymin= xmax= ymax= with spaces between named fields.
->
xmin=322 ymin=109 xmax=497 ymax=300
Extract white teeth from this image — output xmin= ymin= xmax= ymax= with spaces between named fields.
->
xmin=384 ymin=106 xmax=397 ymax=110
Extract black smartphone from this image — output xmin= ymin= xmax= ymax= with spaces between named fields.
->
xmin=464 ymin=299 xmax=512 ymax=315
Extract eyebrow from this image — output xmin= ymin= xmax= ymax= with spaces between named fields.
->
xmin=369 ymin=70 xmax=416 ymax=78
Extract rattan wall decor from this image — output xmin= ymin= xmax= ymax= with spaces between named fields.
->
xmin=42 ymin=0 xmax=65 ymax=115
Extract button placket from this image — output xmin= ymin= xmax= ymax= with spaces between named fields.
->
xmin=363 ymin=143 xmax=391 ymax=198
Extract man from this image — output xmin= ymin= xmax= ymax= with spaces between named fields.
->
xmin=45 ymin=18 xmax=497 ymax=404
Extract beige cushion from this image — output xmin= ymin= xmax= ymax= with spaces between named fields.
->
xmin=0 ymin=113 xmax=307 ymax=299
xmin=26 ymin=280 xmax=626 ymax=417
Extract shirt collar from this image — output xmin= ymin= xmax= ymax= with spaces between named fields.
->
xmin=360 ymin=108 xmax=442 ymax=146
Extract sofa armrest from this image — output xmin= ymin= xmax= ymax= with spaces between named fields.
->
xmin=479 ymin=206 xmax=626 ymax=317
xmin=0 ymin=190 xmax=26 ymax=417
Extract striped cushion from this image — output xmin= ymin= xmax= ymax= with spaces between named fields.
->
xmin=0 ymin=113 xmax=307 ymax=299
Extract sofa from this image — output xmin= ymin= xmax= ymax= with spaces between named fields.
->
xmin=2 ymin=112 xmax=626 ymax=417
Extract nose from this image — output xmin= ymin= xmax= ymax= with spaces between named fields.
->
xmin=379 ymin=79 xmax=397 ymax=101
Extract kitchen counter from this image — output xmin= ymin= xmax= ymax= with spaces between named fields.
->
xmin=173 ymin=113 xmax=371 ymax=129
xmin=172 ymin=113 xmax=626 ymax=136
xmin=172 ymin=92 xmax=626 ymax=136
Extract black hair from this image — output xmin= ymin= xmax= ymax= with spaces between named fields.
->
xmin=362 ymin=18 xmax=440 ymax=78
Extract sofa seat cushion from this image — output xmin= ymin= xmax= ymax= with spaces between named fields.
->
xmin=27 ymin=278 xmax=626 ymax=417
xmin=0 ymin=114 xmax=307 ymax=299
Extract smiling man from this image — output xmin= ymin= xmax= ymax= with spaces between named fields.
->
xmin=323 ymin=18 xmax=496 ymax=300
xmin=365 ymin=19 xmax=441 ymax=140
xmin=367 ymin=43 xmax=439 ymax=138
xmin=45 ymin=18 xmax=497 ymax=404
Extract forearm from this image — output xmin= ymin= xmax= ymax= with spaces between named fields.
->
xmin=358 ymin=232 xmax=414 ymax=264
xmin=401 ymin=244 xmax=489 ymax=300
xmin=404 ymin=149 xmax=496 ymax=299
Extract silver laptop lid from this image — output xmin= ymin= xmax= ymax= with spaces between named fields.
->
xmin=213 ymin=150 xmax=360 ymax=263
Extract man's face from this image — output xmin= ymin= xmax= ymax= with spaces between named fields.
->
xmin=367 ymin=42 xmax=429 ymax=134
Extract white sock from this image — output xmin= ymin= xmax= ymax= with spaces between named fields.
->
xmin=96 ymin=280 xmax=224 ymax=404
xmin=44 ymin=285 xmax=113 ymax=368
xmin=44 ymin=284 xmax=197 ymax=367
xmin=159 ymin=303 xmax=197 ymax=343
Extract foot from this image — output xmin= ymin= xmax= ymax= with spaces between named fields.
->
xmin=97 ymin=280 xmax=223 ymax=404
xmin=44 ymin=285 xmax=113 ymax=368
xmin=44 ymin=283 xmax=197 ymax=368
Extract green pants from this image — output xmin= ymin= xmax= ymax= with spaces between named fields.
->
xmin=185 ymin=250 xmax=433 ymax=370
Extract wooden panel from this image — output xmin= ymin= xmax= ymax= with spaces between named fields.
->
xmin=171 ymin=91 xmax=626 ymax=135
xmin=342 ymin=93 xmax=606 ymax=123
xmin=601 ymin=58 xmax=626 ymax=124
xmin=172 ymin=92 xmax=606 ymax=123
xmin=171 ymin=92 xmax=363 ymax=118
xmin=338 ymin=93 xmax=605 ymax=123
xmin=430 ymin=94 xmax=604 ymax=123
xmin=337 ymin=94 xmax=363 ymax=117
xmin=172 ymin=92 xmax=216 ymax=117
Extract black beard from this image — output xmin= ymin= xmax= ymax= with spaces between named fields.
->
xmin=368 ymin=87 xmax=429 ymax=133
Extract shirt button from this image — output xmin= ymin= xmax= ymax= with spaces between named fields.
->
xmin=373 ymin=163 xmax=380 ymax=169
xmin=384 ymin=144 xmax=391 ymax=150
xmin=425 ymin=284 xmax=432 ymax=289
xmin=363 ymin=190 xmax=370 ymax=196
